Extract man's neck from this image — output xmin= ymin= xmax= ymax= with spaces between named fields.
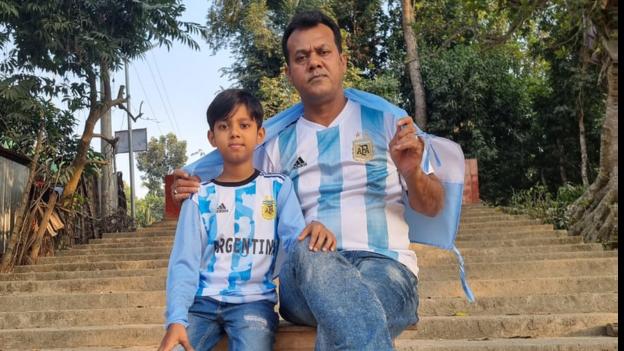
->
xmin=301 ymin=92 xmax=347 ymax=127
xmin=217 ymin=162 xmax=256 ymax=183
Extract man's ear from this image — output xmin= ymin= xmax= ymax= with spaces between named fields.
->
xmin=284 ymin=64 xmax=293 ymax=84
xmin=340 ymin=52 xmax=348 ymax=72
xmin=207 ymin=130 xmax=216 ymax=147
xmin=257 ymin=127 xmax=266 ymax=144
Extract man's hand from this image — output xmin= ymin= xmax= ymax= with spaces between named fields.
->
xmin=172 ymin=169 xmax=201 ymax=204
xmin=158 ymin=323 xmax=194 ymax=351
xmin=388 ymin=117 xmax=444 ymax=217
xmin=298 ymin=221 xmax=337 ymax=252
xmin=389 ymin=117 xmax=424 ymax=178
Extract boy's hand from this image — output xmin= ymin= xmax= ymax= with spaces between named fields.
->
xmin=172 ymin=169 xmax=201 ymax=204
xmin=158 ymin=323 xmax=194 ymax=351
xmin=298 ymin=221 xmax=337 ymax=252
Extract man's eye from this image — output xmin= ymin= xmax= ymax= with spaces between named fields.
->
xmin=295 ymin=56 xmax=306 ymax=63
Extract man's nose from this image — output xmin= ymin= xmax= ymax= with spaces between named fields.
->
xmin=307 ymin=53 xmax=322 ymax=70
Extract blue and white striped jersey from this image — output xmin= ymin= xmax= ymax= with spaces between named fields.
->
xmin=165 ymin=170 xmax=304 ymax=328
xmin=260 ymin=100 xmax=433 ymax=277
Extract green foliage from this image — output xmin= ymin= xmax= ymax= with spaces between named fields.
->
xmin=136 ymin=133 xmax=187 ymax=196
xmin=508 ymin=183 xmax=586 ymax=229
xmin=135 ymin=192 xmax=164 ymax=228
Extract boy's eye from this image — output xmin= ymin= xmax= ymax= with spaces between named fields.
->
xmin=217 ymin=124 xmax=228 ymax=130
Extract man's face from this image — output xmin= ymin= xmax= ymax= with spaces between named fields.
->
xmin=285 ymin=24 xmax=347 ymax=103
xmin=208 ymin=105 xmax=265 ymax=165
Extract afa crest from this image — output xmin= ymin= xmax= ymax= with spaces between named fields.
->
xmin=352 ymin=133 xmax=374 ymax=162
xmin=261 ymin=196 xmax=276 ymax=220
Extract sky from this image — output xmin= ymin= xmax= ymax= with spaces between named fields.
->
xmin=75 ymin=2 xmax=233 ymax=199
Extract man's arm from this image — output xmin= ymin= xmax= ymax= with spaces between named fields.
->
xmin=389 ymin=117 xmax=444 ymax=217
xmin=172 ymin=169 xmax=201 ymax=204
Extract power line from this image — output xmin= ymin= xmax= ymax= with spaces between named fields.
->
xmin=143 ymin=54 xmax=179 ymax=136
xmin=150 ymin=51 xmax=180 ymax=134
xmin=132 ymin=64 xmax=164 ymax=137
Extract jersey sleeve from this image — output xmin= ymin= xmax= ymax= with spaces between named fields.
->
xmin=275 ymin=177 xmax=305 ymax=252
xmin=165 ymin=196 xmax=207 ymax=328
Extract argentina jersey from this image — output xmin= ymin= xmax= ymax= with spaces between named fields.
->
xmin=165 ymin=170 xmax=304 ymax=327
xmin=260 ymin=100 xmax=433 ymax=277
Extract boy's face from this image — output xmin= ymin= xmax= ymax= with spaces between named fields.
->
xmin=208 ymin=105 xmax=265 ymax=165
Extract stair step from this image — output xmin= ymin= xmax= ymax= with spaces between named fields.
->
xmin=0 ymin=291 xmax=164 ymax=313
xmin=418 ymin=250 xmax=618 ymax=266
xmin=420 ymin=257 xmax=618 ymax=280
xmin=0 ymin=268 xmax=167 ymax=281
xmin=394 ymin=337 xmax=619 ymax=351
xmin=0 ymin=314 xmax=616 ymax=348
xmin=0 ymin=274 xmax=616 ymax=297
xmin=13 ymin=260 xmax=168 ymax=273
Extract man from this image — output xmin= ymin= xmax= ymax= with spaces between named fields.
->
xmin=173 ymin=10 xmax=444 ymax=350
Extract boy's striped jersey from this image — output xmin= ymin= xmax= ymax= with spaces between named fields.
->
xmin=259 ymin=100 xmax=433 ymax=277
xmin=165 ymin=170 xmax=304 ymax=327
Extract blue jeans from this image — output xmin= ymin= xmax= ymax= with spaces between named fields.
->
xmin=185 ymin=296 xmax=278 ymax=351
xmin=279 ymin=239 xmax=419 ymax=351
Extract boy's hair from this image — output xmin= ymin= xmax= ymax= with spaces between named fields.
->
xmin=282 ymin=10 xmax=342 ymax=65
xmin=206 ymin=89 xmax=264 ymax=130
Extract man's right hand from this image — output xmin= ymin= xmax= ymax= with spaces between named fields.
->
xmin=157 ymin=323 xmax=194 ymax=351
xmin=172 ymin=169 xmax=201 ymax=204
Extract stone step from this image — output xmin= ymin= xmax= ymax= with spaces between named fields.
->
xmin=419 ymin=293 xmax=618 ymax=316
xmin=0 ymin=307 xmax=164 ymax=329
xmin=394 ymin=337 xmax=619 ymax=351
xmin=42 ymin=337 xmax=619 ymax=351
xmin=420 ymin=275 xmax=618 ymax=298
xmin=420 ymin=257 xmax=619 ymax=281
xmin=0 ymin=274 xmax=616 ymax=297
xmin=0 ymin=291 xmax=615 ymax=320
xmin=74 ymin=235 xmax=583 ymax=251
xmin=458 ymin=219 xmax=544 ymax=230
xmin=458 ymin=224 xmax=555 ymax=235
xmin=99 ymin=228 xmax=566 ymax=243
xmin=0 ymin=291 xmax=164 ymax=313
xmin=0 ymin=267 xmax=167 ymax=282
xmin=405 ymin=313 xmax=617 ymax=339
xmin=13 ymin=259 xmax=169 ymax=273
xmin=459 ymin=214 xmax=529 ymax=223
xmin=35 ymin=248 xmax=617 ymax=268
xmin=1 ymin=313 xmax=616 ymax=349
xmin=57 ymin=247 xmax=172 ymax=256
xmin=456 ymin=230 xmax=566 ymax=242
xmin=419 ymin=250 xmax=618 ymax=265
xmin=412 ymin=243 xmax=605 ymax=257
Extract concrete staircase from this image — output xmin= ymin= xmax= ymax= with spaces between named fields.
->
xmin=0 ymin=205 xmax=618 ymax=350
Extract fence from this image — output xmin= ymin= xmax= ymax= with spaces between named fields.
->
xmin=0 ymin=148 xmax=30 ymax=255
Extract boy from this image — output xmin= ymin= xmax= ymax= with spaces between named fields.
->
xmin=158 ymin=89 xmax=335 ymax=351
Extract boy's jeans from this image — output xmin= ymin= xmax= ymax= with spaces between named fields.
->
xmin=279 ymin=239 xmax=419 ymax=351
xmin=185 ymin=296 xmax=278 ymax=351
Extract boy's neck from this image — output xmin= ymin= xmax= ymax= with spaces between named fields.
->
xmin=216 ymin=162 xmax=256 ymax=183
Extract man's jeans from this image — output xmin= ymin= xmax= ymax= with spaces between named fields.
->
xmin=185 ymin=296 xmax=278 ymax=351
xmin=279 ymin=239 xmax=419 ymax=351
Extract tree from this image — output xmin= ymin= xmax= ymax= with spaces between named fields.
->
xmin=401 ymin=0 xmax=427 ymax=129
xmin=136 ymin=133 xmax=188 ymax=196
xmin=566 ymin=0 xmax=618 ymax=244
xmin=0 ymin=0 xmax=205 ymax=208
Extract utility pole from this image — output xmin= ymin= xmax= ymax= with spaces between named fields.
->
xmin=125 ymin=59 xmax=136 ymax=219
xmin=100 ymin=72 xmax=117 ymax=217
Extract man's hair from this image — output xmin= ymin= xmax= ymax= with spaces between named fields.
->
xmin=206 ymin=89 xmax=264 ymax=130
xmin=282 ymin=10 xmax=342 ymax=64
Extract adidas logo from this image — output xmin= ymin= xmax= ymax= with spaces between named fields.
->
xmin=216 ymin=203 xmax=228 ymax=213
xmin=292 ymin=156 xmax=307 ymax=170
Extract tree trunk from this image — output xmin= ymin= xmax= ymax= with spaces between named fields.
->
xmin=401 ymin=0 xmax=427 ymax=129
xmin=29 ymin=190 xmax=58 ymax=263
xmin=567 ymin=61 xmax=618 ymax=245
xmin=577 ymin=90 xmax=590 ymax=186
xmin=0 ymin=127 xmax=44 ymax=272
xmin=556 ymin=138 xmax=568 ymax=184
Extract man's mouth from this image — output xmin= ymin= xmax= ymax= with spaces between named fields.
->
xmin=308 ymin=73 xmax=328 ymax=82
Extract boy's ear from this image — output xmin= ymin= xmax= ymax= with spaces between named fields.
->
xmin=257 ymin=127 xmax=266 ymax=144
xmin=207 ymin=130 xmax=216 ymax=147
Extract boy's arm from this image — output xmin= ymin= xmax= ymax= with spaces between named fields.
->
xmin=275 ymin=177 xmax=305 ymax=252
xmin=165 ymin=196 xmax=206 ymax=328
